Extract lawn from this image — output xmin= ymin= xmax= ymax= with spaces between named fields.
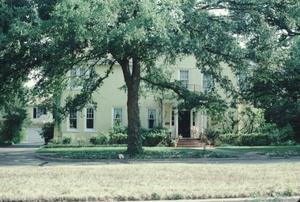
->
xmin=0 ymin=163 xmax=299 ymax=201
xmin=217 ymin=145 xmax=300 ymax=157
xmin=37 ymin=145 xmax=300 ymax=160
xmin=38 ymin=146 xmax=233 ymax=159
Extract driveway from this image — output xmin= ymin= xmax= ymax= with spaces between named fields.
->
xmin=0 ymin=127 xmax=47 ymax=166
xmin=22 ymin=128 xmax=44 ymax=145
xmin=0 ymin=144 xmax=44 ymax=166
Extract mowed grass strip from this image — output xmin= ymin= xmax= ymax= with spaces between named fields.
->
xmin=38 ymin=146 xmax=234 ymax=159
xmin=0 ymin=163 xmax=299 ymax=201
xmin=216 ymin=145 xmax=300 ymax=157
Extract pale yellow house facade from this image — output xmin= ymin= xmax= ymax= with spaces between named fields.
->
xmin=50 ymin=56 xmax=241 ymax=141
xmin=58 ymin=56 xmax=211 ymax=140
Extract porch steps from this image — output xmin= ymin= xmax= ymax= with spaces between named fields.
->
xmin=176 ymin=138 xmax=206 ymax=147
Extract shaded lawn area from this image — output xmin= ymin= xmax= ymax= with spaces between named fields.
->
xmin=217 ymin=145 xmax=300 ymax=157
xmin=37 ymin=146 xmax=233 ymax=159
xmin=0 ymin=163 xmax=300 ymax=201
xmin=38 ymin=145 xmax=300 ymax=160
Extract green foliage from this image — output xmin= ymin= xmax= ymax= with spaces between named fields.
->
xmin=62 ymin=137 xmax=71 ymax=145
xmin=0 ymin=108 xmax=27 ymax=145
xmin=39 ymin=122 xmax=54 ymax=145
xmin=217 ymin=133 xmax=240 ymax=146
xmin=90 ymin=134 xmax=110 ymax=145
xmin=239 ymin=133 xmax=273 ymax=146
xmin=109 ymin=133 xmax=127 ymax=145
xmin=89 ymin=128 xmax=171 ymax=147
xmin=202 ymin=129 xmax=220 ymax=145
xmin=217 ymin=124 xmax=296 ymax=146
xmin=141 ymin=128 xmax=171 ymax=147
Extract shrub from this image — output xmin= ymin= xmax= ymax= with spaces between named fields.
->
xmin=40 ymin=122 xmax=55 ymax=145
xmin=141 ymin=128 xmax=171 ymax=147
xmin=90 ymin=134 xmax=110 ymax=145
xmin=109 ymin=133 xmax=127 ymax=144
xmin=256 ymin=123 xmax=296 ymax=145
xmin=110 ymin=126 xmax=127 ymax=134
xmin=203 ymin=129 xmax=220 ymax=145
xmin=239 ymin=133 xmax=272 ymax=146
xmin=273 ymin=124 xmax=295 ymax=145
xmin=62 ymin=137 xmax=71 ymax=144
xmin=0 ymin=108 xmax=27 ymax=145
xmin=217 ymin=133 xmax=240 ymax=145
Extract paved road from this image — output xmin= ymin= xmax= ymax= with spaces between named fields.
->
xmin=0 ymin=144 xmax=44 ymax=166
xmin=1 ymin=144 xmax=300 ymax=167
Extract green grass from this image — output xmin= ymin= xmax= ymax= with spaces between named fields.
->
xmin=38 ymin=146 xmax=233 ymax=159
xmin=38 ymin=145 xmax=300 ymax=160
xmin=0 ymin=163 xmax=299 ymax=201
xmin=216 ymin=145 xmax=300 ymax=157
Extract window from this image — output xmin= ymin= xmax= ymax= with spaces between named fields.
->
xmin=33 ymin=107 xmax=46 ymax=119
xmin=192 ymin=111 xmax=196 ymax=126
xmin=171 ymin=108 xmax=175 ymax=126
xmin=69 ymin=67 xmax=89 ymax=89
xmin=180 ymin=70 xmax=189 ymax=88
xmin=113 ymin=108 xmax=123 ymax=127
xmin=203 ymin=73 xmax=213 ymax=92
xmin=86 ymin=107 xmax=95 ymax=130
xmin=148 ymin=109 xmax=156 ymax=129
xmin=69 ymin=108 xmax=78 ymax=129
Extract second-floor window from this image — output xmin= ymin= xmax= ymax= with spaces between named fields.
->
xmin=86 ymin=107 xmax=95 ymax=130
xmin=69 ymin=108 xmax=78 ymax=129
xmin=148 ymin=109 xmax=156 ymax=129
xmin=203 ymin=73 xmax=213 ymax=92
xmin=113 ymin=108 xmax=123 ymax=127
xmin=70 ymin=67 xmax=89 ymax=89
xmin=180 ymin=70 xmax=189 ymax=88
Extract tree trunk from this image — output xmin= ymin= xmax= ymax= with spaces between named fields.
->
xmin=53 ymin=90 xmax=63 ymax=142
xmin=120 ymin=57 xmax=143 ymax=155
xmin=127 ymin=78 xmax=142 ymax=155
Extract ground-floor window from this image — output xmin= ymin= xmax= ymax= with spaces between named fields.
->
xmin=148 ymin=109 xmax=156 ymax=129
xmin=113 ymin=108 xmax=123 ymax=127
xmin=69 ymin=108 xmax=78 ymax=129
xmin=171 ymin=108 xmax=175 ymax=126
xmin=192 ymin=111 xmax=196 ymax=126
xmin=86 ymin=107 xmax=95 ymax=130
xmin=33 ymin=107 xmax=46 ymax=119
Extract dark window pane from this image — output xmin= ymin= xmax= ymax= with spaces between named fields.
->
xmin=86 ymin=119 xmax=94 ymax=129
xmin=33 ymin=108 xmax=37 ymax=119
xmin=149 ymin=120 xmax=155 ymax=129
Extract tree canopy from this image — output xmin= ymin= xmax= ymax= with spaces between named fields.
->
xmin=1 ymin=0 xmax=300 ymax=152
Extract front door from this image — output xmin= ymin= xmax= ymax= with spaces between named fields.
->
xmin=178 ymin=111 xmax=191 ymax=138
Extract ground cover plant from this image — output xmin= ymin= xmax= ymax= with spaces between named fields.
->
xmin=38 ymin=145 xmax=300 ymax=160
xmin=38 ymin=146 xmax=232 ymax=159
xmin=0 ymin=163 xmax=299 ymax=201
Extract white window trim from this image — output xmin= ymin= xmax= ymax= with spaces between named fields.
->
xmin=112 ymin=107 xmax=123 ymax=128
xmin=84 ymin=107 xmax=96 ymax=132
xmin=68 ymin=110 xmax=79 ymax=132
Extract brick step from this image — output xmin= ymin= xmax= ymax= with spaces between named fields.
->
xmin=177 ymin=138 xmax=206 ymax=147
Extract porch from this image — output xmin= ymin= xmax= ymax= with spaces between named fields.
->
xmin=162 ymin=103 xmax=208 ymax=139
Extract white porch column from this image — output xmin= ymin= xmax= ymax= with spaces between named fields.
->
xmin=174 ymin=108 xmax=179 ymax=138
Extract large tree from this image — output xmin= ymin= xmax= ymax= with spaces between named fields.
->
xmin=5 ymin=0 xmax=299 ymax=153
xmin=33 ymin=0 xmax=247 ymax=155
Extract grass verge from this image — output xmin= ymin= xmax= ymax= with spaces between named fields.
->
xmin=0 ymin=163 xmax=299 ymax=201
xmin=217 ymin=145 xmax=300 ymax=157
xmin=38 ymin=146 xmax=233 ymax=159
